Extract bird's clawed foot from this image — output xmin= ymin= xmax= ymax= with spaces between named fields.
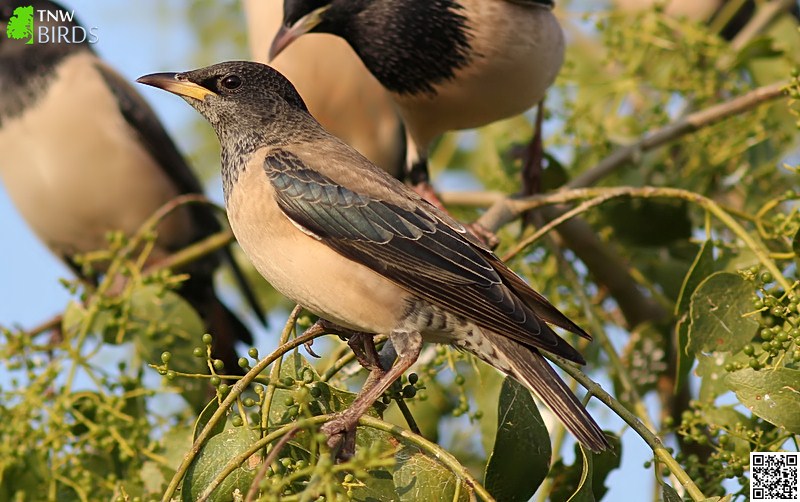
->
xmin=320 ymin=411 xmax=360 ymax=460
xmin=347 ymin=332 xmax=384 ymax=372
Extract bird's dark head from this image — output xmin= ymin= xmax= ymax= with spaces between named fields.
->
xmin=137 ymin=61 xmax=310 ymax=144
xmin=270 ymin=0 xmax=367 ymax=60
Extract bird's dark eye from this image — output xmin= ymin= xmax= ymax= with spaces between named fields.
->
xmin=221 ymin=74 xmax=242 ymax=90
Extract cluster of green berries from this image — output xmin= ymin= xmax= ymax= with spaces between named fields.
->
xmin=670 ymin=402 xmax=773 ymax=497
xmin=728 ymin=270 xmax=800 ymax=371
xmin=381 ymin=372 xmax=424 ymax=405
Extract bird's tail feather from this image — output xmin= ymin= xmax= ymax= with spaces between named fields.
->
xmin=486 ymin=332 xmax=610 ymax=452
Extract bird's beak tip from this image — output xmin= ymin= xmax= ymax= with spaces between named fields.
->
xmin=269 ymin=6 xmax=329 ymax=61
xmin=136 ymin=72 xmax=178 ymax=87
xmin=268 ymin=25 xmax=293 ymax=62
xmin=136 ymin=72 xmax=216 ymax=101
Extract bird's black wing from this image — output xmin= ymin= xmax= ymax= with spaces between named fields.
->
xmin=95 ymin=62 xmax=267 ymax=330
xmin=265 ymin=149 xmax=585 ymax=363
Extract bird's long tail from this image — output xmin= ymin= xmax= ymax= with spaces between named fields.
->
xmin=484 ymin=331 xmax=610 ymax=452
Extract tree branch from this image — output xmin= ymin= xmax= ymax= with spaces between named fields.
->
xmin=462 ymin=81 xmax=788 ymax=327
xmin=564 ymin=81 xmax=787 ymax=191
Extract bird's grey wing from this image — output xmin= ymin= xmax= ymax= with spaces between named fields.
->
xmin=265 ymin=149 xmax=585 ymax=363
xmin=95 ymin=61 xmax=267 ymax=330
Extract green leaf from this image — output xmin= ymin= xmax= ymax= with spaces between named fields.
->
xmin=128 ymin=285 xmax=209 ymax=409
xmin=724 ymin=367 xmax=800 ymax=433
xmin=675 ymin=240 xmax=714 ymax=392
xmin=156 ymin=426 xmax=193 ymax=486
xmin=130 ymin=285 xmax=205 ymax=371
xmin=484 ymin=377 xmax=551 ymax=502
xmin=548 ymin=435 xmax=621 ymax=502
xmin=602 ymin=199 xmax=692 ymax=247
xmin=730 ymin=36 xmax=783 ymax=70
xmin=571 ymin=447 xmax=594 ymax=502
xmin=61 ymin=300 xmax=116 ymax=342
xmin=695 ymin=352 xmax=749 ymax=402
xmin=182 ymin=426 xmax=261 ymax=502
xmin=393 ymin=446 xmax=467 ymax=502
xmin=675 ymin=240 xmax=715 ymax=317
xmin=687 ymin=272 xmax=759 ymax=356
xmin=700 ymin=406 xmax=754 ymax=458
xmin=349 ymin=428 xmax=399 ymax=501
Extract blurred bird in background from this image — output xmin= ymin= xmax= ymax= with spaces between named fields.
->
xmin=242 ymin=0 xmax=405 ymax=178
xmin=0 ymin=0 xmax=264 ymax=373
xmin=269 ymin=0 xmax=565 ymax=223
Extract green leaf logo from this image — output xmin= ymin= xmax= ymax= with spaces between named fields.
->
xmin=6 ymin=5 xmax=34 ymax=45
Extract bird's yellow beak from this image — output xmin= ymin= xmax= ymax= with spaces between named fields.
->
xmin=136 ymin=72 xmax=217 ymax=101
xmin=269 ymin=5 xmax=331 ymax=61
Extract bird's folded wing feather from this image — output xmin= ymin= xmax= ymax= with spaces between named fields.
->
xmin=264 ymin=148 xmax=585 ymax=363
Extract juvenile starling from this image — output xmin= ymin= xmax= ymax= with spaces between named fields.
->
xmin=139 ymin=61 xmax=609 ymax=455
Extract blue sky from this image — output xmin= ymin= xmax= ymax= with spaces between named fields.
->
xmin=0 ymin=1 xmax=662 ymax=499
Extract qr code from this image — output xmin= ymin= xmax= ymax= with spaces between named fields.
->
xmin=752 ymin=452 xmax=799 ymax=502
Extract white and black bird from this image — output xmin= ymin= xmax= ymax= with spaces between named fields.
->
xmin=269 ymin=0 xmax=565 ymax=204
xmin=0 ymin=0 xmax=263 ymax=371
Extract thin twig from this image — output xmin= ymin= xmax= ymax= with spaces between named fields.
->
xmin=243 ymin=428 xmax=299 ymax=502
xmin=478 ymin=81 xmax=787 ymax=232
xmin=260 ymin=306 xmax=303 ymax=444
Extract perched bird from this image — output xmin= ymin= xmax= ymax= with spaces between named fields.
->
xmin=138 ymin=61 xmax=609 ymax=454
xmin=0 ymin=0 xmax=262 ymax=371
xmin=242 ymin=0 xmax=405 ymax=177
xmin=269 ymin=0 xmax=565 ymax=200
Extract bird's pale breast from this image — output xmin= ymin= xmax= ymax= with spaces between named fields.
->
xmin=225 ymin=162 xmax=409 ymax=334
xmin=396 ymin=2 xmax=565 ymax=150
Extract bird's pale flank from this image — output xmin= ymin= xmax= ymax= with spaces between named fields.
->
xmin=138 ymin=61 xmax=609 ymax=456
